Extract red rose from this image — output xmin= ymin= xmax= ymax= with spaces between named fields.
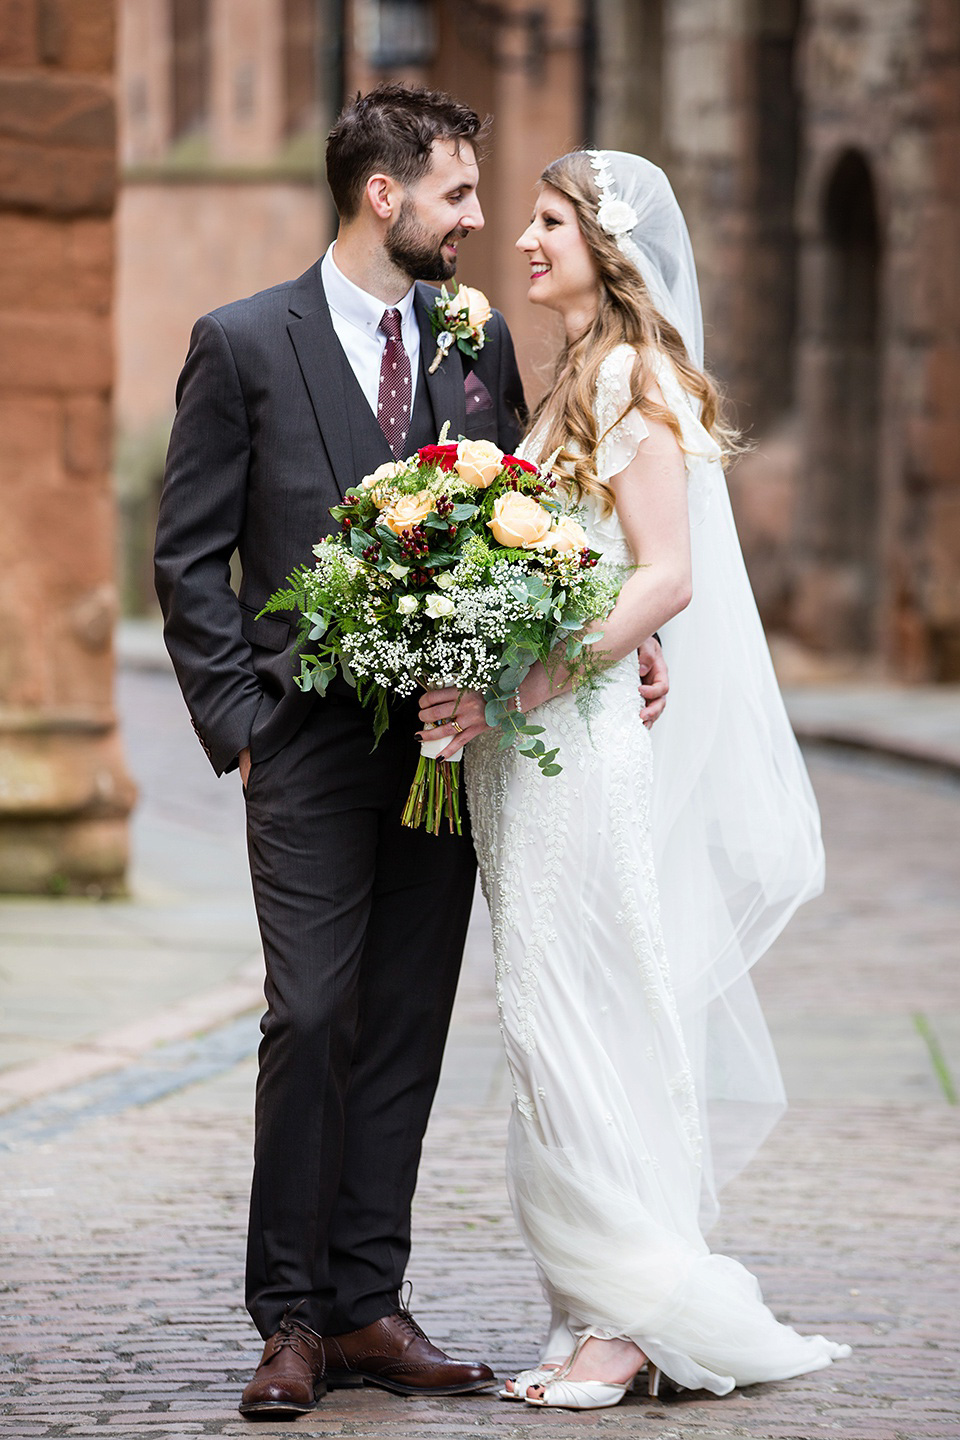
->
xmin=502 ymin=455 xmax=539 ymax=475
xmin=417 ymin=443 xmax=459 ymax=472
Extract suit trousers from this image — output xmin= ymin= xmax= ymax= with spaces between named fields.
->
xmin=242 ymin=692 xmax=477 ymax=1338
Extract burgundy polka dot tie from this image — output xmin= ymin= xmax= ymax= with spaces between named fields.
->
xmin=377 ymin=307 xmax=412 ymax=459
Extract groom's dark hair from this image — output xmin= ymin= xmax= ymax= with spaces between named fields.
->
xmin=326 ymin=83 xmax=485 ymax=220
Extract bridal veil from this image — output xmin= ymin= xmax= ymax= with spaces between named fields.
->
xmin=588 ymin=151 xmax=825 ymax=1225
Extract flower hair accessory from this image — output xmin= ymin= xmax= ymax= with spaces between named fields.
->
xmin=596 ymin=198 xmax=638 ymax=238
xmin=588 ymin=149 xmax=645 ymax=268
xmin=590 ymin=152 xmax=637 ymax=236
xmin=428 ymin=283 xmax=492 ymax=373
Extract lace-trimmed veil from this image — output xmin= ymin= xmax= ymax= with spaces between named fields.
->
xmin=588 ymin=151 xmax=825 ymax=1225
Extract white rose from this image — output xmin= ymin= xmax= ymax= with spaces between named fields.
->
xmin=387 ymin=561 xmax=410 ymax=579
xmin=397 ymin=595 xmax=418 ymax=615
xmin=362 ymin=460 xmax=403 ymax=487
xmin=435 ymin=572 xmax=456 ymax=589
xmin=596 ymin=198 xmax=638 ymax=238
xmin=424 ymin=594 xmax=455 ymax=619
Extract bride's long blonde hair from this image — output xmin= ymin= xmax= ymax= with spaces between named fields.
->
xmin=527 ymin=151 xmax=738 ymax=514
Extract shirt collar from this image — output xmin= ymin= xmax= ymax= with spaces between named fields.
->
xmin=322 ymin=241 xmax=417 ymax=336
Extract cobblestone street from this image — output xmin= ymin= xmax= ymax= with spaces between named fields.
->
xmin=1 ymin=670 xmax=958 ymax=1439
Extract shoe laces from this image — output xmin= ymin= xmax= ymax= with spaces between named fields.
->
xmin=272 ymin=1302 xmax=320 ymax=1359
xmin=395 ymin=1308 xmax=429 ymax=1344
xmin=396 ymin=1282 xmax=429 ymax=1344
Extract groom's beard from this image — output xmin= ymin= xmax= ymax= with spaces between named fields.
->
xmin=385 ymin=200 xmax=466 ymax=283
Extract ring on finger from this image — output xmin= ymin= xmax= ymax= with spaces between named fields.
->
xmin=451 ymin=719 xmax=463 ymax=735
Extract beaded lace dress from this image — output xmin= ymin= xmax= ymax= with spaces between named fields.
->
xmin=464 ymin=342 xmax=850 ymax=1393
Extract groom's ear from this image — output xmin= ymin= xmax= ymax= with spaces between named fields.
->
xmin=365 ymin=173 xmax=402 ymax=222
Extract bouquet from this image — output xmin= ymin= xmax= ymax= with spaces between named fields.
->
xmin=258 ymin=429 xmax=622 ymax=833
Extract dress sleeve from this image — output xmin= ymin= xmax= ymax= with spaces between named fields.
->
xmin=594 ymin=344 xmax=650 ymax=485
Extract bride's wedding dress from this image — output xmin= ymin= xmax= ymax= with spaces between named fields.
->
xmin=465 ymin=342 xmax=850 ymax=1394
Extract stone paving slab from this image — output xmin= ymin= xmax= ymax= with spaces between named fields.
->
xmin=783 ymin=685 xmax=960 ymax=775
xmin=0 ymin=1096 xmax=956 ymax=1438
xmin=1 ymin=672 xmax=958 ymax=1438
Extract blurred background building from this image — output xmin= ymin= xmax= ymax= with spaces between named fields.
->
xmin=2 ymin=0 xmax=959 ymax=890
xmin=114 ymin=0 xmax=960 ymax=680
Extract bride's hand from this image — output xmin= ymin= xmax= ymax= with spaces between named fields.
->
xmin=418 ymin=687 xmax=491 ymax=759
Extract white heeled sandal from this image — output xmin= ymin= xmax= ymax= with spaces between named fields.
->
xmin=523 ymin=1333 xmax=662 ymax=1411
xmin=498 ymin=1362 xmax=562 ymax=1401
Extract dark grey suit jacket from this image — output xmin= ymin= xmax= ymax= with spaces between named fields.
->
xmin=155 ymin=261 xmax=526 ymax=775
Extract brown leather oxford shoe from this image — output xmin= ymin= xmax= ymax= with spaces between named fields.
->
xmin=239 ymin=1313 xmax=327 ymax=1419
xmin=321 ymin=1308 xmax=496 ymax=1396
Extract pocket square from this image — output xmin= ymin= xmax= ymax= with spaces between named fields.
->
xmin=464 ymin=370 xmax=494 ymax=414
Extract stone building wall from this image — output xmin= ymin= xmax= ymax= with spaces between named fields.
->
xmin=594 ymin=0 xmax=960 ymax=679
xmin=0 ymin=0 xmax=134 ymax=893
xmin=114 ymin=0 xmax=330 ymax=611
xmin=108 ymin=0 xmax=960 ymax=675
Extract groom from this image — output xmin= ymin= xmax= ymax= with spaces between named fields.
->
xmin=156 ymin=83 xmax=666 ymax=1420
xmin=155 ymin=84 xmax=522 ymax=1418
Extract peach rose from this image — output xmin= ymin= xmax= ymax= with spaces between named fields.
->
xmin=382 ymin=490 xmax=435 ymax=535
xmin=362 ymin=461 xmax=403 ymax=489
xmin=455 ymin=438 xmax=503 ymax=489
xmin=487 ymin=491 xmax=552 ymax=549
xmin=549 ymin=516 xmax=589 ymax=553
xmin=361 ymin=460 xmax=404 ymax=506
xmin=451 ymin=285 xmax=492 ymax=329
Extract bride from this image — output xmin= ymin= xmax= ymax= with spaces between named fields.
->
xmin=418 ymin=149 xmax=850 ymax=1410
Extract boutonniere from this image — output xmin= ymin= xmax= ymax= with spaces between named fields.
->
xmin=428 ymin=283 xmax=492 ymax=373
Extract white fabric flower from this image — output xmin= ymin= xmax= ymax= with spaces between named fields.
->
xmin=397 ymin=595 xmax=418 ymax=615
xmin=424 ymin=594 xmax=455 ymax=619
xmin=597 ymin=198 xmax=638 ymax=238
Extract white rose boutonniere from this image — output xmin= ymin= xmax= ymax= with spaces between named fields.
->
xmin=428 ymin=283 xmax=491 ymax=373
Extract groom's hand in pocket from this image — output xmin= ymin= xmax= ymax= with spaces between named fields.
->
xmin=638 ymin=637 xmax=669 ymax=726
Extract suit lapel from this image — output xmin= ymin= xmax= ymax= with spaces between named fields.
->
xmin=415 ymin=283 xmax=466 ymax=442
xmin=286 ymin=265 xmax=356 ymax=488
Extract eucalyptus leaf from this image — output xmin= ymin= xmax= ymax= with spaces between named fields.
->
xmin=485 ymin=696 xmax=508 ymax=727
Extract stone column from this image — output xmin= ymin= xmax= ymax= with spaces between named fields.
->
xmin=0 ymin=1 xmax=134 ymax=894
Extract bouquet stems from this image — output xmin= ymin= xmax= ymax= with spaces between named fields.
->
xmin=401 ymin=756 xmax=462 ymax=835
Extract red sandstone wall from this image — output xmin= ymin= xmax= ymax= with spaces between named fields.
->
xmin=116 ymin=182 xmax=327 ymax=432
xmin=0 ymin=0 xmax=134 ymax=892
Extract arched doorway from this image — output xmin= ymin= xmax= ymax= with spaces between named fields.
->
xmin=799 ymin=148 xmax=883 ymax=654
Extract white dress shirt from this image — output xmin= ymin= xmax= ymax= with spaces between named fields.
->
xmin=320 ymin=242 xmax=420 ymax=419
